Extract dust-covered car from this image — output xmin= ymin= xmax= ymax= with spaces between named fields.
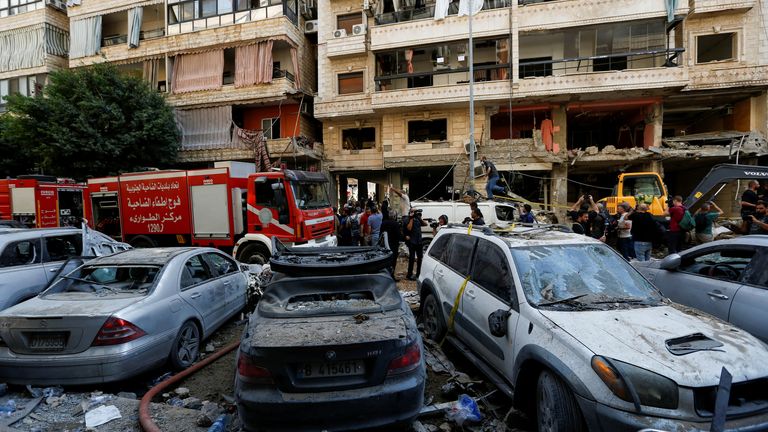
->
xmin=420 ymin=224 xmax=768 ymax=432
xmin=0 ymin=226 xmax=130 ymax=311
xmin=235 ymin=242 xmax=425 ymax=431
xmin=0 ymin=247 xmax=248 ymax=385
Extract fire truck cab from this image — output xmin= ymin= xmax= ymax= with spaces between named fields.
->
xmin=0 ymin=176 xmax=88 ymax=228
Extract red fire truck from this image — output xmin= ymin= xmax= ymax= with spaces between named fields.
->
xmin=87 ymin=166 xmax=337 ymax=263
xmin=0 ymin=176 xmax=89 ymax=228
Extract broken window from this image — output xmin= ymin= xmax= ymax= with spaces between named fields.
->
xmin=471 ymin=239 xmax=514 ymax=303
xmin=342 ymin=127 xmax=376 ymax=150
xmin=519 ymin=57 xmax=552 ymax=78
xmin=445 ymin=234 xmax=476 ymax=275
xmin=408 ymin=119 xmax=447 ymax=143
xmin=696 ymin=33 xmax=736 ymax=63
xmin=338 ymin=72 xmax=364 ymax=94
xmin=261 ymin=117 xmax=281 ymax=139
xmin=0 ymin=239 xmax=40 ymax=268
xmin=223 ymin=48 xmax=235 ymax=85
xmin=336 ymin=13 xmax=362 ymax=34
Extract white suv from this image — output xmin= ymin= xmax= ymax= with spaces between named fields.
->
xmin=419 ymin=225 xmax=768 ymax=432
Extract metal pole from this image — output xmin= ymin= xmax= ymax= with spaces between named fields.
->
xmin=467 ymin=1 xmax=475 ymax=192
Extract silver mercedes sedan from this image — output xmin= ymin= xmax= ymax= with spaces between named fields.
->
xmin=0 ymin=247 xmax=248 ymax=385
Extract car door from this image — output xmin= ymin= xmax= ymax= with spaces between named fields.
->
xmin=728 ymin=248 xmax=768 ymax=342
xmin=179 ymin=254 xmax=218 ymax=334
xmin=441 ymin=234 xmax=478 ymax=341
xmin=203 ymin=251 xmax=246 ymax=320
xmin=0 ymin=237 xmax=46 ymax=309
xmin=41 ymin=233 xmax=83 ymax=282
xmin=654 ymin=247 xmax=754 ymax=321
xmin=462 ymin=238 xmax=518 ymax=373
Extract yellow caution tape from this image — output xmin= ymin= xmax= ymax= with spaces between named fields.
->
xmin=441 ymin=275 xmax=471 ymax=347
xmin=467 ymin=223 xmax=473 ymax=235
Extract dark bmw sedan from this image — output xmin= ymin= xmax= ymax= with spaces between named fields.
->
xmin=235 ymin=244 xmax=425 ymax=431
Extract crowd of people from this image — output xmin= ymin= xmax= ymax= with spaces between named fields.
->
xmin=567 ymin=179 xmax=768 ymax=261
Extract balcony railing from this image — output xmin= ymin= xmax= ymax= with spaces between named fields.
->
xmin=519 ymin=48 xmax=684 ymax=77
xmin=375 ymin=0 xmax=510 ymax=25
xmin=272 ymin=68 xmax=295 ymax=82
xmin=374 ymin=63 xmax=511 ymax=90
xmin=101 ymin=29 xmax=165 ymax=48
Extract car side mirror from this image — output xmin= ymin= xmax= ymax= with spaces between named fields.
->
xmin=660 ymin=254 xmax=681 ymax=270
xmin=488 ymin=309 xmax=511 ymax=338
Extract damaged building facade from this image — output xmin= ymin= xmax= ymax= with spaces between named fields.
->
xmin=65 ymin=0 xmax=322 ymax=170
xmin=0 ymin=0 xmax=69 ymax=113
xmin=315 ymin=0 xmax=768 ymax=216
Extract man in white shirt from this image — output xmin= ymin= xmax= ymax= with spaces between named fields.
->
xmin=616 ymin=202 xmax=634 ymax=260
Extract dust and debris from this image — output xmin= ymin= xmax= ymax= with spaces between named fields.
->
xmin=248 ymin=314 xmax=407 ymax=347
xmin=285 ymin=299 xmax=379 ymax=312
xmin=353 ymin=313 xmax=369 ymax=324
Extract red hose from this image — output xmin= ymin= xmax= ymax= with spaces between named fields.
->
xmin=139 ymin=340 xmax=241 ymax=432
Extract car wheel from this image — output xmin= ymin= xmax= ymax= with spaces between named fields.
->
xmin=238 ymin=243 xmax=269 ymax=265
xmin=537 ymin=370 xmax=584 ymax=432
xmin=421 ymin=293 xmax=446 ymax=342
xmin=170 ymin=321 xmax=201 ymax=370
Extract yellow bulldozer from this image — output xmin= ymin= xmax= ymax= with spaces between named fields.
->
xmin=600 ymin=172 xmax=668 ymax=218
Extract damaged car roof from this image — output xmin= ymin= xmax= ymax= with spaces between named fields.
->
xmin=85 ymin=247 xmax=196 ymax=265
xmin=487 ymin=225 xmax=599 ymax=248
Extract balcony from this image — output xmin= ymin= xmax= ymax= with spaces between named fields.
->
xmin=178 ymin=137 xmax=323 ymax=163
xmin=370 ymin=3 xmax=511 ymax=51
xmin=516 ymin=49 xmax=688 ymax=97
xmin=326 ymin=33 xmax=366 ymax=58
xmin=690 ymin=0 xmax=754 ymax=14
xmin=517 ymin=0 xmax=688 ymax=32
xmin=374 ymin=0 xmax=510 ymax=25
xmin=686 ymin=65 xmax=768 ymax=91
xmin=167 ymin=0 xmax=298 ymax=35
xmin=166 ymin=73 xmax=297 ymax=108
xmin=315 ymin=94 xmax=374 ymax=119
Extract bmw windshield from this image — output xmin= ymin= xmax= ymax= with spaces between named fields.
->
xmin=291 ymin=181 xmax=330 ymax=210
xmin=510 ymin=244 xmax=664 ymax=309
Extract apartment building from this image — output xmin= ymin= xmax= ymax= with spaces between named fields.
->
xmin=0 ymin=0 xmax=69 ymax=112
xmin=315 ymin=0 xmax=768 ymax=216
xmin=65 ymin=0 xmax=321 ymax=170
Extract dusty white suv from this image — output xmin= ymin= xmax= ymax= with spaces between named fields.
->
xmin=419 ymin=225 xmax=768 ymax=432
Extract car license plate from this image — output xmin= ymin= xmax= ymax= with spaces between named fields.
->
xmin=298 ymin=361 xmax=365 ymax=379
xmin=29 ymin=333 xmax=67 ymax=351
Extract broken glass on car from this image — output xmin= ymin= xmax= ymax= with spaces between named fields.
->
xmin=510 ymin=244 xmax=663 ymax=309
xmin=43 ymin=265 xmax=161 ymax=297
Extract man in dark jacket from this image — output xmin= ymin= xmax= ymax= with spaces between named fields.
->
xmin=629 ymin=204 xmax=657 ymax=261
xmin=405 ymin=208 xmax=427 ymax=280
xmin=380 ymin=210 xmax=402 ymax=278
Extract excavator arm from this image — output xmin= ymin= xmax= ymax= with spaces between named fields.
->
xmin=683 ymin=164 xmax=768 ymax=210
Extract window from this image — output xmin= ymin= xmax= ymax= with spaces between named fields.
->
xmin=168 ymin=0 xmax=241 ymax=24
xmin=697 ymin=33 xmax=736 ymax=63
xmin=255 ymin=178 xmax=290 ymax=224
xmin=261 ymin=118 xmax=280 ymax=139
xmin=0 ymin=239 xmax=40 ymax=268
xmin=621 ymin=176 xmax=662 ymax=197
xmin=408 ymin=119 xmax=447 ymax=143
xmin=201 ymin=0 xmax=217 ymax=17
xmin=0 ymin=0 xmax=41 ymax=16
xmin=337 ymin=13 xmax=362 ymax=34
xmin=338 ymin=72 xmax=364 ymax=95
xmin=181 ymin=255 xmax=213 ymax=289
xmin=445 ymin=234 xmax=477 ymax=275
xmin=743 ymin=249 xmax=768 ymax=288
xmin=519 ymin=57 xmax=552 ymax=78
xmin=44 ymin=235 xmax=82 ymax=262
xmin=205 ymin=252 xmax=237 ymax=276
xmin=495 ymin=205 xmax=515 ymax=222
xmin=679 ymin=248 xmax=754 ymax=282
xmin=342 ymin=127 xmax=376 ymax=150
xmin=471 ymin=239 xmax=513 ymax=303
xmin=428 ymin=234 xmax=451 ymax=261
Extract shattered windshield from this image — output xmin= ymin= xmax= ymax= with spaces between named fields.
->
xmin=43 ymin=265 xmax=161 ymax=297
xmin=510 ymin=244 xmax=663 ymax=309
xmin=291 ymin=181 xmax=331 ymax=210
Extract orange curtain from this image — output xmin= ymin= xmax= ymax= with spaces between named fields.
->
xmin=405 ymin=49 xmax=414 ymax=73
xmin=172 ymin=50 xmax=224 ymax=93
xmin=235 ymin=41 xmax=274 ymax=87
xmin=497 ymin=38 xmax=509 ymax=80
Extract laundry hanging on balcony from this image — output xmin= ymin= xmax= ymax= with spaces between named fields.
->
xmin=175 ymin=106 xmax=233 ymax=150
xmin=44 ymin=24 xmax=69 ymax=57
xmin=405 ymin=49 xmax=414 ymax=73
xmin=172 ymin=50 xmax=224 ymax=93
xmin=70 ymin=16 xmax=102 ymax=59
xmin=457 ymin=0 xmax=482 ymax=16
xmin=665 ymin=0 xmax=678 ymax=22
xmin=143 ymin=59 xmax=160 ymax=86
xmin=235 ymin=41 xmax=274 ymax=87
xmin=0 ymin=26 xmax=44 ymax=73
xmin=232 ymin=126 xmax=273 ymax=172
xmin=290 ymin=47 xmax=302 ymax=90
xmin=434 ymin=0 xmax=450 ymax=20
xmin=128 ymin=7 xmax=143 ymax=48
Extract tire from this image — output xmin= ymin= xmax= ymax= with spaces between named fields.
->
xmin=129 ymin=235 xmax=156 ymax=248
xmin=536 ymin=370 xmax=585 ymax=432
xmin=238 ymin=243 xmax=269 ymax=265
xmin=169 ymin=321 xmax=201 ymax=370
xmin=421 ymin=293 xmax=446 ymax=342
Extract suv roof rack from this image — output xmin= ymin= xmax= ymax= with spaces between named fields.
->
xmin=444 ymin=223 xmax=573 ymax=237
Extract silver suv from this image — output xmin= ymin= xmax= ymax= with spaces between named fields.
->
xmin=0 ymin=227 xmax=130 ymax=310
xmin=419 ymin=225 xmax=768 ymax=432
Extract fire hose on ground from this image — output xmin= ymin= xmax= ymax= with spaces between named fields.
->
xmin=138 ymin=340 xmax=241 ymax=432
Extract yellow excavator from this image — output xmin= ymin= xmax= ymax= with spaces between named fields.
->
xmin=600 ymin=172 xmax=668 ymax=218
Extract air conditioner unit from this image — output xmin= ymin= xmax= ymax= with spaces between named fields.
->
xmin=352 ymin=24 xmax=367 ymax=35
xmin=463 ymin=140 xmax=477 ymax=155
xmin=46 ymin=0 xmax=66 ymax=10
xmin=333 ymin=29 xmax=347 ymax=38
xmin=304 ymin=20 xmax=318 ymax=33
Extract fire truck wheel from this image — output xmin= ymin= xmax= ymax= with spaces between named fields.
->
xmin=238 ymin=243 xmax=269 ymax=265
xmin=129 ymin=235 xmax=157 ymax=248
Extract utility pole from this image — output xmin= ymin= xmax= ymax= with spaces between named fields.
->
xmin=467 ymin=0 xmax=475 ymax=192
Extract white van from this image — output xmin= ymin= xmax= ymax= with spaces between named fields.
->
xmin=411 ymin=200 xmax=518 ymax=239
